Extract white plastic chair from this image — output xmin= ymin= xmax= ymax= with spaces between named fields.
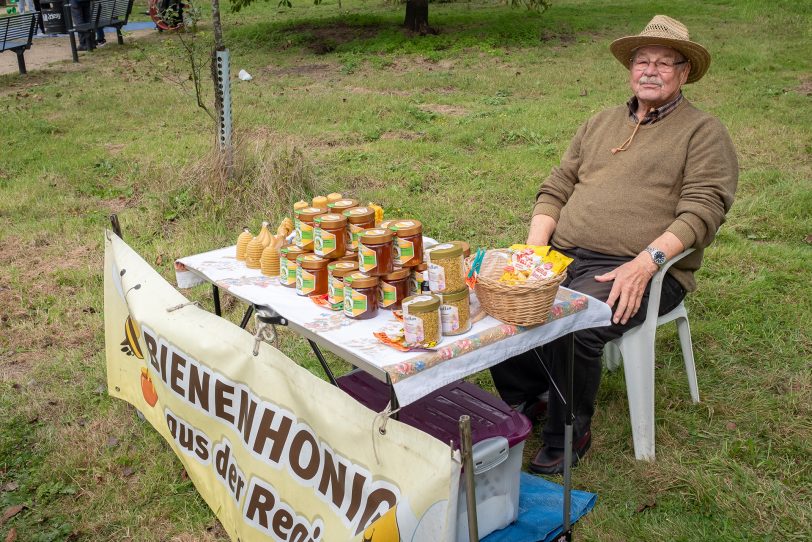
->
xmin=603 ymin=248 xmax=700 ymax=460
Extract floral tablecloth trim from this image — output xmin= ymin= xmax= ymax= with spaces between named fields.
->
xmin=382 ymin=290 xmax=588 ymax=383
xmin=214 ymin=275 xmax=277 ymax=290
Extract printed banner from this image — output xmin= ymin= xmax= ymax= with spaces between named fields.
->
xmin=104 ymin=232 xmax=460 ymax=542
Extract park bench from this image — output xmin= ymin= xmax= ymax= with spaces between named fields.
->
xmin=63 ymin=0 xmax=133 ymax=62
xmin=0 ymin=12 xmax=39 ymax=75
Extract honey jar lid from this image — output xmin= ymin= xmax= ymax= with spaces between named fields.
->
xmin=378 ymin=218 xmax=403 ymax=230
xmin=381 ymin=268 xmax=411 ymax=281
xmin=414 ymin=262 xmax=429 ymax=272
xmin=315 ymin=213 xmax=348 ymax=227
xmin=296 ymin=207 xmax=326 ymax=219
xmin=389 ymin=219 xmax=423 ymax=236
xmin=328 ymin=261 xmax=359 ymax=277
xmin=402 ymin=294 xmax=440 ymax=313
xmin=328 ymin=198 xmax=358 ymax=211
xmin=343 ymin=206 xmax=376 ymax=223
xmin=339 ymin=251 xmax=358 ymax=262
xmin=439 ymin=288 xmax=469 ymax=302
xmin=360 ymin=228 xmax=395 ymax=244
xmin=281 ymin=245 xmax=308 ymax=260
xmin=345 ymin=272 xmax=378 ymax=288
xmin=450 ymin=241 xmax=471 ymax=258
xmin=297 ymin=254 xmax=330 ymax=269
xmin=427 ymin=242 xmax=463 ymax=259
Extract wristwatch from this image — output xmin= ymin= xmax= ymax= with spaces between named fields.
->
xmin=644 ymin=246 xmax=667 ymax=268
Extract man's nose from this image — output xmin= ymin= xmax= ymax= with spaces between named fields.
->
xmin=642 ymin=62 xmax=659 ymax=76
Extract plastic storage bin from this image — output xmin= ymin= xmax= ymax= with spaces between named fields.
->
xmin=336 ymin=371 xmax=532 ymax=541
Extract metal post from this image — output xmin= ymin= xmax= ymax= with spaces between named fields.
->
xmin=459 ymin=415 xmax=478 ymax=542
xmin=562 ymin=332 xmax=575 ymax=540
xmin=239 ymin=306 xmax=254 ymax=329
xmin=215 ymin=50 xmax=232 ymax=154
xmin=109 ymin=214 xmax=122 ymax=239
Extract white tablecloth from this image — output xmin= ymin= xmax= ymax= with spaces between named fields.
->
xmin=177 ymin=246 xmax=612 ymax=406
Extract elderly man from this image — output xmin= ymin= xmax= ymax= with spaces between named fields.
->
xmin=491 ymin=15 xmax=738 ymax=474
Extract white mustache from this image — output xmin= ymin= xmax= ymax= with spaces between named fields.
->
xmin=638 ymin=76 xmax=664 ymax=86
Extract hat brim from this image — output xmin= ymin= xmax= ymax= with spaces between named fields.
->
xmin=610 ymin=36 xmax=710 ymax=84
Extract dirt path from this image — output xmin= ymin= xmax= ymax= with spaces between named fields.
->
xmin=0 ymin=29 xmax=153 ymax=76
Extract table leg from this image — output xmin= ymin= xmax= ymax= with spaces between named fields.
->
xmin=561 ymin=332 xmax=574 ymax=541
xmin=307 ymin=340 xmax=338 ymax=387
xmin=386 ymin=374 xmax=399 ymax=420
xmin=212 ymin=285 xmax=221 ymax=317
xmin=239 ymin=305 xmax=254 ymax=329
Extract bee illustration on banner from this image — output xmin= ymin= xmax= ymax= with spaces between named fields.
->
xmin=120 ymin=315 xmax=144 ymax=359
xmin=363 ymin=506 xmax=400 ymax=542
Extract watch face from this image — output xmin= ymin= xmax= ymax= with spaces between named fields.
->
xmin=653 ymin=250 xmax=666 ymax=265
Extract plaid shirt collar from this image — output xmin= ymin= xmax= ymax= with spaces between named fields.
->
xmin=627 ymin=92 xmax=684 ymax=125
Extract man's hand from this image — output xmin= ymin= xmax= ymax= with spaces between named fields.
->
xmin=594 ymin=255 xmax=658 ymax=325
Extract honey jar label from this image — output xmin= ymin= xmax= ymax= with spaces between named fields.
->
xmin=379 ymin=282 xmax=397 ymax=308
xmin=296 ymin=268 xmax=315 ymax=295
xmin=314 ymin=229 xmax=337 ymax=257
xmin=408 ymin=274 xmax=419 ymax=296
xmin=281 ymin=259 xmax=296 ymax=285
xmin=404 ymin=313 xmax=425 ymax=345
xmin=297 ymin=222 xmax=314 ymax=247
xmin=349 ymin=224 xmax=364 ymax=250
xmin=359 ymin=244 xmax=377 ymax=274
xmin=428 ymin=263 xmax=446 ymax=292
xmin=395 ymin=238 xmax=415 ymax=266
xmin=343 ymin=286 xmax=368 ymax=317
xmin=328 ymin=276 xmax=344 ymax=306
xmin=440 ymin=304 xmax=460 ymax=333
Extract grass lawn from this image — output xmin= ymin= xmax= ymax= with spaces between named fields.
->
xmin=1 ymin=0 xmax=810 ymax=540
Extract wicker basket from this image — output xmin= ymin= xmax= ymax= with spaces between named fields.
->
xmin=468 ymin=249 xmax=566 ymax=326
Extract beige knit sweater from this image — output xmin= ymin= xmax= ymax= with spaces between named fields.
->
xmin=533 ymin=99 xmax=738 ymax=292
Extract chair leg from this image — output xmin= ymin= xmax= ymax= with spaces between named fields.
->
xmin=604 ymin=340 xmax=622 ymax=371
xmin=116 ymin=27 xmax=124 ymax=45
xmin=676 ymin=316 xmax=700 ymax=403
xmin=621 ymin=333 xmax=656 ymax=460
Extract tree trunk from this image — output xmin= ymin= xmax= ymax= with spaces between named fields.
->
xmin=404 ymin=0 xmax=430 ymax=34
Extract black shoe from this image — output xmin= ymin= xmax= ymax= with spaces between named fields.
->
xmin=77 ymin=45 xmax=89 ymax=51
xmin=96 ymin=39 xmax=107 ymax=47
xmin=529 ymin=431 xmax=592 ymax=475
xmin=510 ymin=391 xmax=548 ymax=426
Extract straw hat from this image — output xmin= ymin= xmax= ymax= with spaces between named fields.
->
xmin=609 ymin=15 xmax=710 ymax=84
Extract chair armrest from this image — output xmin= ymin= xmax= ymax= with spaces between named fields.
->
xmin=641 ymin=247 xmax=695 ymax=332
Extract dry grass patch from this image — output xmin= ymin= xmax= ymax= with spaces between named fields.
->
xmin=419 ymin=103 xmax=469 ymax=116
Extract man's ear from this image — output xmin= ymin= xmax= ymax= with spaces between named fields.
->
xmin=680 ymin=63 xmax=691 ymax=85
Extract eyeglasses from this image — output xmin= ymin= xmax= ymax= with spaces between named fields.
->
xmin=630 ymin=58 xmax=688 ymax=74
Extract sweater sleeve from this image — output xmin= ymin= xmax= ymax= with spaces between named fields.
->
xmin=666 ymin=117 xmax=738 ymax=249
xmin=532 ymin=120 xmax=589 ymax=222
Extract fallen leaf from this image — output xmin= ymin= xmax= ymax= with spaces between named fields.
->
xmin=726 ymin=422 xmax=737 ymax=430
xmin=5 ymin=527 xmax=17 ymax=542
xmin=1 ymin=482 xmax=18 ymax=492
xmin=0 ymin=504 xmax=25 ymax=526
xmin=634 ymin=497 xmax=656 ymax=513
xmin=181 ymin=469 xmax=188 ymax=480
xmin=155 ymin=254 xmax=164 ymax=266
xmin=122 ymin=467 xmax=135 ymax=477
xmin=82 ymin=306 xmax=97 ymax=314
xmin=106 ymin=437 xmax=119 ymax=448
xmin=804 ymin=234 xmax=812 ymax=244
xmin=580 ymin=88 xmax=588 ymax=97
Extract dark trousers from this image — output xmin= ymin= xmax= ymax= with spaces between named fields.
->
xmin=70 ymin=0 xmax=92 ymax=48
xmin=490 ymin=247 xmax=686 ymax=448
